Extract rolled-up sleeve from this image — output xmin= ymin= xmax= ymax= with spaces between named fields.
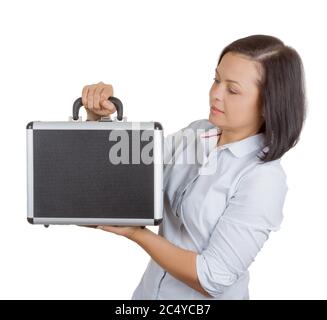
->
xmin=196 ymin=164 xmax=288 ymax=298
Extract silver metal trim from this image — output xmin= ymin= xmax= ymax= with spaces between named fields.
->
xmin=31 ymin=218 xmax=157 ymax=226
xmin=32 ymin=121 xmax=155 ymax=130
xmin=27 ymin=129 xmax=33 ymax=218
xmin=154 ymin=130 xmax=164 ymax=221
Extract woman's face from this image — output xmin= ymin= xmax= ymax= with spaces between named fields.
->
xmin=209 ymin=52 xmax=263 ymax=134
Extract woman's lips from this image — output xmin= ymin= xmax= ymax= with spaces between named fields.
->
xmin=210 ymin=106 xmax=225 ymax=114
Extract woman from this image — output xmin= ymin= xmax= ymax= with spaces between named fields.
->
xmin=81 ymin=34 xmax=306 ymax=299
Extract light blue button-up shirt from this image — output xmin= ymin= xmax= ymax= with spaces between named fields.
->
xmin=132 ymin=119 xmax=288 ymax=300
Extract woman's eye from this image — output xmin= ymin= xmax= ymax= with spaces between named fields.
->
xmin=213 ymin=78 xmax=238 ymax=95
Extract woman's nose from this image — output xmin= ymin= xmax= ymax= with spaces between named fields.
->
xmin=211 ymin=85 xmax=224 ymax=101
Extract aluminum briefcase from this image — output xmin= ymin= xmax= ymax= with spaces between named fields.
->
xmin=26 ymin=97 xmax=163 ymax=227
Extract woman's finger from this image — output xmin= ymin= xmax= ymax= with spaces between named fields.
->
xmin=93 ymin=85 xmax=104 ymax=110
xmin=87 ymin=85 xmax=96 ymax=111
xmin=82 ymin=85 xmax=89 ymax=108
xmin=100 ymin=85 xmax=115 ymax=111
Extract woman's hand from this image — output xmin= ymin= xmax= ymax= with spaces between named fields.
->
xmin=82 ymin=82 xmax=116 ymax=121
xmin=97 ymin=225 xmax=145 ymax=241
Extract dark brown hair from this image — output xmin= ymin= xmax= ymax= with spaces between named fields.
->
xmin=218 ymin=35 xmax=307 ymax=162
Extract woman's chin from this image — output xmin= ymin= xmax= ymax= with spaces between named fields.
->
xmin=209 ymin=113 xmax=223 ymax=127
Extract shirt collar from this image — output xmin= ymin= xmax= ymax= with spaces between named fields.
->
xmin=199 ymin=125 xmax=265 ymax=158
xmin=225 ymin=133 xmax=265 ymax=158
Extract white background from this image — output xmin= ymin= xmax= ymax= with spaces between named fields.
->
xmin=0 ymin=0 xmax=326 ymax=300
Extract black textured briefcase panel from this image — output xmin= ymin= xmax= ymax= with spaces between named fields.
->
xmin=33 ymin=129 xmax=154 ymax=219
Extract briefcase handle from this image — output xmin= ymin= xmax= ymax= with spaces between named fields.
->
xmin=72 ymin=96 xmax=123 ymax=121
